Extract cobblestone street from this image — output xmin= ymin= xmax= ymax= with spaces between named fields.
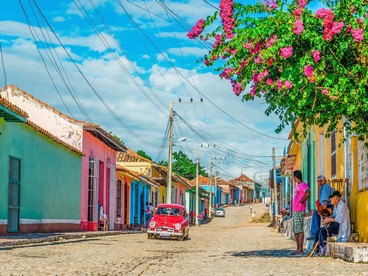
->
xmin=0 ymin=204 xmax=367 ymax=275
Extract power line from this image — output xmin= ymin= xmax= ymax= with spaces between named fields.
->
xmin=31 ymin=0 xmax=163 ymax=149
xmin=119 ymin=0 xmax=288 ymax=141
xmin=0 ymin=41 xmax=7 ymax=87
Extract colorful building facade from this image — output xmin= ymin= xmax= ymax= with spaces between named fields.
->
xmin=0 ymin=97 xmax=82 ymax=234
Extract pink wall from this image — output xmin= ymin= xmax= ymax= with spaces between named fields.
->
xmin=80 ymin=131 xmax=116 ymax=231
xmin=175 ymin=183 xmax=187 ymax=206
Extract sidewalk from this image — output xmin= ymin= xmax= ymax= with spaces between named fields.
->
xmin=0 ymin=230 xmax=141 ymax=248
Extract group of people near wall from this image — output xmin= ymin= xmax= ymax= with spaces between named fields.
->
xmin=290 ymin=171 xmax=350 ymax=256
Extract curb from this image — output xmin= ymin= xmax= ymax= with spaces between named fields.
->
xmin=0 ymin=230 xmax=143 ymax=248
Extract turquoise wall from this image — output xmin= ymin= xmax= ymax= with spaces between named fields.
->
xmin=302 ymin=130 xmax=316 ymax=211
xmin=0 ymin=118 xmax=81 ymax=221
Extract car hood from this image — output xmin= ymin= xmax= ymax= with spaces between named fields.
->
xmin=152 ymin=215 xmax=184 ymax=226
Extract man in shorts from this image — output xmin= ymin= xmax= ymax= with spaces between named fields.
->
xmin=291 ymin=170 xmax=310 ymax=255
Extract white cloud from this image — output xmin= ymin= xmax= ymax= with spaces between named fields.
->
xmin=167 ymin=47 xmax=207 ymax=57
xmin=155 ymin=52 xmax=176 ymax=63
xmin=66 ymin=0 xmax=110 ymax=16
xmin=0 ymin=21 xmax=117 ymax=53
xmin=53 ymin=16 xmax=66 ymax=23
xmin=157 ymin=32 xmax=188 ymax=40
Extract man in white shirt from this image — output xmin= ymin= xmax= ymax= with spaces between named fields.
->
xmin=314 ymin=191 xmax=350 ymax=255
xmin=324 ymin=191 xmax=351 ymax=242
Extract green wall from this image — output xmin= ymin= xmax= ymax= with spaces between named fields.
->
xmin=302 ymin=129 xmax=316 ymax=211
xmin=0 ymin=118 xmax=81 ymax=221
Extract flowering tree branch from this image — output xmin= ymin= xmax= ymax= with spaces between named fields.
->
xmin=188 ymin=0 xmax=368 ymax=139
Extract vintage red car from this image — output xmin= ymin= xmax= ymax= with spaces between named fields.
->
xmin=147 ymin=203 xmax=189 ymax=241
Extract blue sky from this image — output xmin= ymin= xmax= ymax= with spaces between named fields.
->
xmin=0 ymin=0 xmax=300 ymax=181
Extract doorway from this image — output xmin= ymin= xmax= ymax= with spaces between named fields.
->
xmin=8 ymin=156 xmax=20 ymax=233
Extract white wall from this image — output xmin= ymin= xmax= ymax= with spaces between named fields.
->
xmin=0 ymin=85 xmax=83 ymax=150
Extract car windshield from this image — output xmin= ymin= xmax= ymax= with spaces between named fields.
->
xmin=156 ymin=207 xmax=182 ymax=216
xmin=217 ymin=208 xmax=224 ymax=211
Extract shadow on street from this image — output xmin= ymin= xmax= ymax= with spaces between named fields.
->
xmin=226 ymin=249 xmax=307 ymax=258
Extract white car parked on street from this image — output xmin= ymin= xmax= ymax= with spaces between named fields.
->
xmin=215 ymin=208 xmax=225 ymax=217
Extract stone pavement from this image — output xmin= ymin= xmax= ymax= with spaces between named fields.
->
xmin=0 ymin=204 xmax=367 ymax=275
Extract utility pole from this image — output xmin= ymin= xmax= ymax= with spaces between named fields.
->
xmin=209 ymin=161 xmax=213 ymax=218
xmin=272 ymin=147 xmax=278 ymax=217
xmin=167 ymin=102 xmax=173 ymax=204
xmin=215 ymin=170 xmax=218 ymax=207
xmin=195 ymin=148 xmax=199 ymax=226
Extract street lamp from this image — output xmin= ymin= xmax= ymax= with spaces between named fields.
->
xmin=167 ymin=136 xmax=186 ymax=204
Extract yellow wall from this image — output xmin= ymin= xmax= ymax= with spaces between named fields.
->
xmin=317 ymin=122 xmax=345 ymax=180
xmin=158 ymin=185 xmax=166 ymax=204
xmin=355 ymin=190 xmax=368 ymax=242
xmin=294 ymin=146 xmax=302 ymax=170
xmin=349 ymin=136 xmax=368 ymax=241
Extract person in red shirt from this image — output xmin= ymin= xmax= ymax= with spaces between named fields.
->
xmin=190 ymin=210 xmax=194 ymax=225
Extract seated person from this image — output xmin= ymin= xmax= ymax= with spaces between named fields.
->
xmin=197 ymin=212 xmax=203 ymax=224
xmin=313 ymin=191 xmax=350 ymax=256
xmin=307 ymin=175 xmax=334 ymax=240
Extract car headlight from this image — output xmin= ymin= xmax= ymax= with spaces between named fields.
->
xmin=174 ymin=223 xmax=181 ymax=230
xmin=149 ymin=221 xmax=156 ymax=228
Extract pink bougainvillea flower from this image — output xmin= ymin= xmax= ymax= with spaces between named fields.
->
xmin=220 ymin=0 xmax=236 ymax=39
xmin=250 ymin=42 xmax=262 ymax=55
xmin=280 ymin=46 xmax=293 ymax=58
xmin=284 ymin=81 xmax=293 ymax=89
xmin=250 ymin=85 xmax=257 ymax=97
xmin=220 ymin=68 xmax=233 ymax=79
xmin=316 ymin=8 xmax=333 ymax=19
xmin=322 ymin=89 xmax=328 ymax=95
xmin=212 ymin=34 xmax=223 ymax=49
xmin=252 ymin=73 xmax=259 ymax=83
xmin=264 ymin=0 xmax=278 ymax=10
xmin=331 ymin=21 xmax=344 ymax=34
xmin=253 ymin=70 xmax=269 ymax=83
xmin=232 ymin=81 xmax=243 ymax=96
xmin=297 ymin=0 xmax=308 ymax=8
xmin=254 ymin=54 xmax=263 ymax=64
xmin=276 ymin=79 xmax=283 ymax=90
xmin=351 ymin=28 xmax=364 ymax=42
xmin=304 ymin=65 xmax=314 ymax=77
xmin=266 ymin=78 xmax=274 ymax=85
xmin=230 ymin=48 xmax=238 ymax=55
xmin=312 ymin=50 xmax=321 ymax=62
xmin=187 ymin=19 xmax=205 ymax=39
xmin=243 ymin=42 xmax=253 ymax=49
xmin=316 ymin=8 xmax=344 ymax=41
xmin=293 ymin=8 xmax=303 ymax=19
xmin=266 ymin=34 xmax=277 ymax=48
xmin=293 ymin=19 xmax=304 ymax=35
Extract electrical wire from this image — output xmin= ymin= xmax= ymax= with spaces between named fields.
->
xmin=119 ymin=0 xmax=289 ymax=141
xmin=31 ymin=0 xmax=163 ymax=148
xmin=0 ymin=41 xmax=7 ymax=87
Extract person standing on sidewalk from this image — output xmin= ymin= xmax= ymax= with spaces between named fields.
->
xmin=291 ymin=170 xmax=310 ymax=255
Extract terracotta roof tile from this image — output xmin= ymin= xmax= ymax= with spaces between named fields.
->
xmin=117 ymin=148 xmax=153 ymax=163
xmin=0 ymin=95 xmax=29 ymax=118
